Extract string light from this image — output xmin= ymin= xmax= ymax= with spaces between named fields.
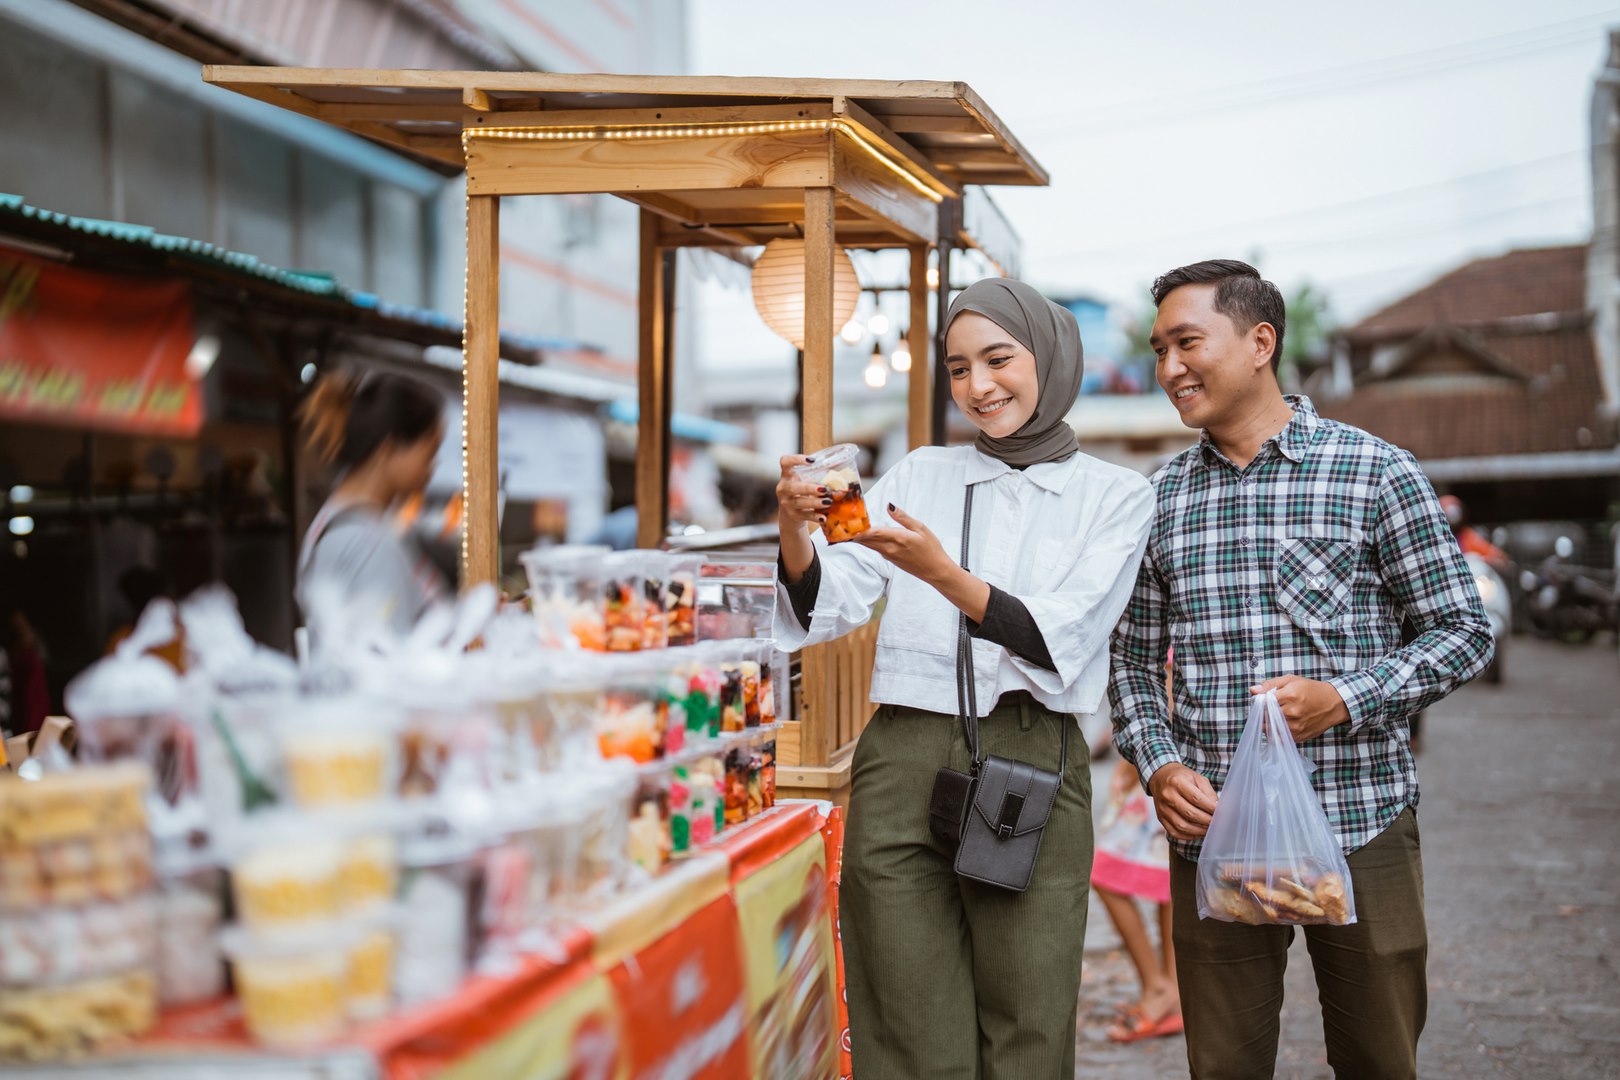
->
xmin=840 ymin=320 xmax=865 ymax=345
xmin=459 ymin=131 xmax=472 ymax=584
xmin=891 ymin=339 xmax=912 ymax=372
xmin=466 ymin=119 xmax=947 ymax=203
xmin=864 ymin=343 xmax=889 ymax=389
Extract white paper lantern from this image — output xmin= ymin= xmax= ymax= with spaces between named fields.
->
xmin=751 ymin=239 xmax=862 ymax=350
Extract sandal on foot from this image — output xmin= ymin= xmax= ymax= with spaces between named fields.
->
xmin=1106 ymin=1007 xmax=1185 ymax=1043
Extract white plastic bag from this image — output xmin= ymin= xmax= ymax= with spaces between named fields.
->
xmin=1195 ymin=690 xmax=1356 ymax=926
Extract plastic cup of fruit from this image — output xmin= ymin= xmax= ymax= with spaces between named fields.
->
xmin=792 ymin=443 xmax=869 ymax=544
xmin=661 ymin=555 xmax=704 ymax=647
xmin=597 ymin=552 xmax=648 ymax=653
xmin=518 ymin=545 xmax=608 ymax=649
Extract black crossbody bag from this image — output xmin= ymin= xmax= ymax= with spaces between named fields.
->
xmin=925 ymin=484 xmax=1069 ymax=893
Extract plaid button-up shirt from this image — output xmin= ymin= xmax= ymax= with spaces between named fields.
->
xmin=1108 ymin=395 xmax=1493 ymax=857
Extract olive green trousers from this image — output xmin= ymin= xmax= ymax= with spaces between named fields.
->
xmin=841 ymin=696 xmax=1093 ymax=1080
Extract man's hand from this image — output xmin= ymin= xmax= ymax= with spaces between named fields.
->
xmin=1251 ymin=675 xmax=1351 ymax=742
xmin=852 ymin=505 xmax=955 ymax=585
xmin=1147 ymin=762 xmax=1219 ymax=841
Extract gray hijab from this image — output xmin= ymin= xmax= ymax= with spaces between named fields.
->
xmin=945 ymin=278 xmax=1084 ymax=467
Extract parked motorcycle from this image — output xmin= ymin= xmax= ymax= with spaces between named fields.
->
xmin=1521 ymin=536 xmax=1617 ymax=643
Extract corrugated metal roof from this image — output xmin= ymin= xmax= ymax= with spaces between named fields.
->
xmin=0 ymin=192 xmax=341 ymax=295
xmin=0 ymin=193 xmax=599 ymax=358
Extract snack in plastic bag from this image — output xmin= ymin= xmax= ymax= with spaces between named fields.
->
xmin=1195 ymin=690 xmax=1356 ymax=927
xmin=64 ymin=601 xmax=191 ymax=810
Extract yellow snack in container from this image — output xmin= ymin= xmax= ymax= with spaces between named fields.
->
xmin=221 ymin=925 xmax=350 ymax=1049
xmin=338 ymin=833 xmax=397 ymax=913
xmin=231 ymin=840 xmax=343 ymax=931
xmin=344 ymin=925 xmax=395 ymax=1023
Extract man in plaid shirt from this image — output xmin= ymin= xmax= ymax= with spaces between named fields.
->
xmin=1109 ymin=260 xmax=1492 ymax=1078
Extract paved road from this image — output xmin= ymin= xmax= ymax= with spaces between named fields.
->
xmin=1075 ymin=635 xmax=1620 ymax=1079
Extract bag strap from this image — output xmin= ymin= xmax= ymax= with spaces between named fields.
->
xmin=956 ymin=484 xmax=982 ymax=768
xmin=955 ymin=483 xmax=1068 ymax=784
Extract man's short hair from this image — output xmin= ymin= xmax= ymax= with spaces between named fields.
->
xmin=1150 ymin=259 xmax=1286 ymax=373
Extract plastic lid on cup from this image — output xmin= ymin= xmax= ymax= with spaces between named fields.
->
xmin=792 ymin=443 xmax=860 ymax=475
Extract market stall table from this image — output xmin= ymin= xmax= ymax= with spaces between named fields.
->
xmin=3 ymin=801 xmax=841 ymax=1080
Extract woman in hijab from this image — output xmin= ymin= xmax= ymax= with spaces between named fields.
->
xmin=773 ymin=278 xmax=1155 ymax=1077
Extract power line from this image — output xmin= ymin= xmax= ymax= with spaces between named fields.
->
xmin=1257 ymin=194 xmax=1584 ymax=254
xmin=1025 ymin=12 xmax=1620 ymax=137
xmin=1047 ymin=147 xmax=1592 ymax=262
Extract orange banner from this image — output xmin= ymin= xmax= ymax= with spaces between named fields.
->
xmin=0 ymin=251 xmax=200 ymax=435
xmin=606 ymin=894 xmax=751 ymax=1078
xmin=735 ymin=822 xmax=839 ymax=1079
xmin=820 ymin=808 xmax=853 ymax=1080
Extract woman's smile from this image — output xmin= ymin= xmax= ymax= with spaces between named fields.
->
xmin=974 ymin=396 xmax=1013 ymax=416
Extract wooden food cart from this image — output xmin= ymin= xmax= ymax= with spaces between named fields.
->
xmin=201 ymin=69 xmax=1046 ymax=803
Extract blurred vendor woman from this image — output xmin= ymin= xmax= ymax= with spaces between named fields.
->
xmin=773 ymin=278 xmax=1154 ymax=1077
xmin=297 ymin=370 xmax=448 ymax=636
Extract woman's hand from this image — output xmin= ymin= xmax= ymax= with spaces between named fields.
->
xmin=775 ymin=454 xmax=830 ymax=533
xmin=776 ymin=454 xmax=827 ymax=584
xmin=852 ymin=505 xmax=956 ymax=586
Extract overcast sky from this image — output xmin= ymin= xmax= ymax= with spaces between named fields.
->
xmin=689 ymin=0 xmax=1617 ymax=324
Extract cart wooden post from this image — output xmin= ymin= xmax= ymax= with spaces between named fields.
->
xmin=203 ymin=68 xmax=1044 ymax=804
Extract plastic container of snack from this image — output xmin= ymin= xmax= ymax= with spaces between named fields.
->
xmin=222 ymin=922 xmax=353 ymax=1048
xmin=568 ymin=763 xmax=636 ymax=903
xmin=791 ymin=443 xmax=870 ymax=543
xmin=714 ymin=648 xmax=750 ymax=734
xmin=154 ymin=852 xmax=225 ymax=1006
xmin=531 ymin=653 xmax=608 ymax=769
xmin=636 ymin=551 xmax=673 ymax=651
xmin=337 ymin=832 xmax=398 ymax=913
xmin=520 ymin=544 xmax=610 ymax=650
xmin=230 ymin=837 xmax=345 ymax=933
xmin=598 ymin=552 xmax=648 ymax=653
xmin=393 ymin=833 xmax=480 ymax=1007
xmin=627 ymin=769 xmax=673 ymax=874
xmin=662 ymin=555 xmax=705 ymax=648
xmin=0 ymin=894 xmax=158 ymax=989
xmin=597 ymin=654 xmax=670 ymax=764
xmin=344 ymin=919 xmax=396 ymax=1023
xmin=279 ymin=697 xmax=401 ymax=809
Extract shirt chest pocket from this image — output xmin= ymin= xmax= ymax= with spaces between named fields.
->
xmin=1273 ymin=525 xmax=1363 ymax=627
xmin=876 ymin=570 xmax=956 ymax=657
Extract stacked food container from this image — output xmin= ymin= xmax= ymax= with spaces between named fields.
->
xmin=3 ymin=549 xmax=786 ymax=1061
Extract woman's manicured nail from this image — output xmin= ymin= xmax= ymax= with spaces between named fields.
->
xmin=817 ymin=486 xmax=827 ymax=494
xmin=821 ymin=497 xmax=832 ymax=506
xmin=887 ymin=502 xmax=896 ymax=512
xmin=805 ymin=456 xmax=815 ymax=463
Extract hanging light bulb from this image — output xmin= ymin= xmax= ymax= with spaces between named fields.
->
xmin=926 ymin=265 xmax=940 ymax=289
xmin=890 ymin=337 xmax=912 ymax=372
xmin=867 ymin=312 xmax=890 ymax=336
xmin=840 ymin=320 xmax=865 ymax=345
xmin=864 ymin=343 xmax=888 ymax=389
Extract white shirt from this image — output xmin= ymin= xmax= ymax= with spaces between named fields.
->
xmin=772 ymin=444 xmax=1154 ymax=719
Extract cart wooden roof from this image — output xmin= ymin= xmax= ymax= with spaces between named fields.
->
xmin=202 ymin=68 xmax=1047 ymax=187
